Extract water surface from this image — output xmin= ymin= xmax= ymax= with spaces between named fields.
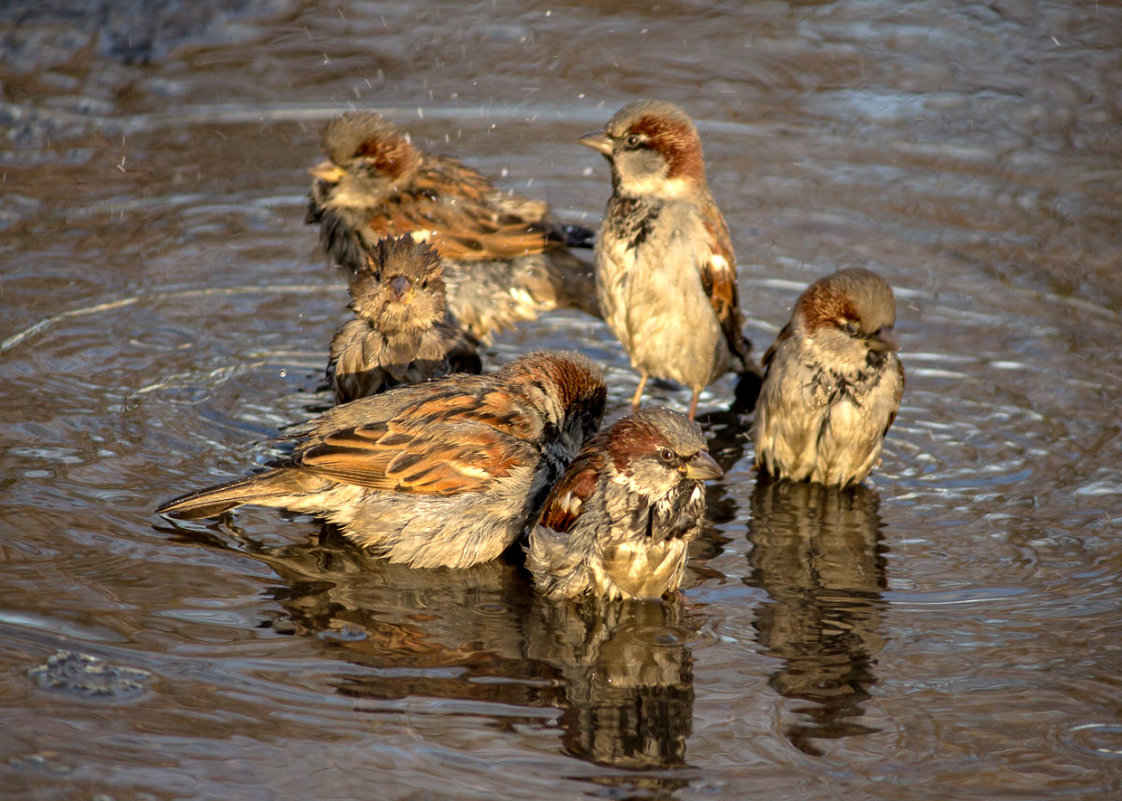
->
xmin=2 ymin=1 xmax=1121 ymax=799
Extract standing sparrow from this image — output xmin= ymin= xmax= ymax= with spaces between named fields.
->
xmin=157 ymin=351 xmax=608 ymax=569
xmin=328 ymin=235 xmax=481 ymax=403
xmin=307 ymin=111 xmax=599 ymax=340
xmin=580 ymin=99 xmax=759 ymax=419
xmin=751 ymin=268 xmax=904 ymax=487
xmin=526 ymin=406 xmax=723 ymax=601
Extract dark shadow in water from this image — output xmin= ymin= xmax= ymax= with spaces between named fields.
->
xmin=745 ymin=479 xmax=888 ymax=756
xmin=164 ymin=522 xmax=696 ymax=790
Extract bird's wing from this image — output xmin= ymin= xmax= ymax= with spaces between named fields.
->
xmin=535 ymin=453 xmax=602 ymax=534
xmin=761 ymin=320 xmax=795 ymax=372
xmin=294 ymin=382 xmax=535 ymax=494
xmin=434 ymin=320 xmax=483 ymax=375
xmin=698 ymin=201 xmax=751 ymax=363
xmin=366 ymin=156 xmax=570 ymax=261
xmin=884 ymin=357 xmax=906 ymax=436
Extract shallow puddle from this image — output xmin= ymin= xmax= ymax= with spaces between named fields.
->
xmin=2 ymin=1 xmax=1121 ymax=799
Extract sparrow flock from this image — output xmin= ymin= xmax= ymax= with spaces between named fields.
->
xmin=159 ymin=100 xmax=905 ymax=602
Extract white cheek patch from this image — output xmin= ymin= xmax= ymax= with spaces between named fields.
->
xmin=622 ymin=174 xmax=691 ymax=198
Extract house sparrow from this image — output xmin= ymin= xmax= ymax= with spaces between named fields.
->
xmin=307 ymin=111 xmax=599 ymax=341
xmin=579 ymin=99 xmax=760 ymax=419
xmin=526 ymin=407 xmax=723 ymax=601
xmin=157 ymin=350 xmax=608 ymax=569
xmin=751 ymin=268 xmax=904 ymax=487
xmin=327 ymin=235 xmax=481 ymax=403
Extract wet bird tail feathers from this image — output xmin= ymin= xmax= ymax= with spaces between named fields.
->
xmin=156 ymin=469 xmax=296 ymax=520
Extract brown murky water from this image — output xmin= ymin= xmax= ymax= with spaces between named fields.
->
xmin=3 ymin=1 xmax=1121 ymax=798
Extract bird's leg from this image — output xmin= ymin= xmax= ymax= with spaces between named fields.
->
xmin=688 ymin=389 xmax=700 ymax=420
xmin=630 ymin=373 xmax=649 ymax=411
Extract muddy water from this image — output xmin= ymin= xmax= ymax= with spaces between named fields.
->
xmin=2 ymin=1 xmax=1121 ymax=798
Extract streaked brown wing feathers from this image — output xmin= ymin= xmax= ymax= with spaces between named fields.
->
xmin=700 ymin=207 xmax=750 ymax=361
xmin=364 ymin=157 xmax=558 ymax=260
xmin=297 ymin=418 xmax=524 ymax=494
xmin=295 ymin=380 xmax=535 ymax=494
xmin=537 ymin=453 xmax=602 ymax=533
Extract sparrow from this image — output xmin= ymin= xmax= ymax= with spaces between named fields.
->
xmin=307 ymin=111 xmax=600 ymax=341
xmin=526 ymin=406 xmax=723 ymax=601
xmin=327 ymin=234 xmax=481 ymax=403
xmin=579 ymin=99 xmax=760 ymax=419
xmin=157 ymin=350 xmax=608 ymax=569
xmin=751 ymin=267 xmax=904 ymax=487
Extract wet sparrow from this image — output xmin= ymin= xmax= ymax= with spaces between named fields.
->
xmin=328 ymin=235 xmax=481 ymax=403
xmin=751 ymin=268 xmax=904 ymax=487
xmin=527 ymin=407 xmax=722 ymax=600
xmin=580 ymin=99 xmax=760 ymax=419
xmin=158 ymin=351 xmax=608 ymax=569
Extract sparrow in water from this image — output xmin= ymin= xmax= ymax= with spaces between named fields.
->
xmin=579 ymin=99 xmax=760 ymax=419
xmin=158 ymin=351 xmax=607 ymax=569
xmin=307 ymin=111 xmax=599 ymax=341
xmin=751 ymin=268 xmax=904 ymax=487
xmin=327 ymin=235 xmax=481 ymax=404
xmin=526 ymin=406 xmax=722 ymax=600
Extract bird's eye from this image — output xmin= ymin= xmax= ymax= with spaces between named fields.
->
xmin=624 ymin=133 xmax=643 ymax=148
xmin=841 ymin=320 xmax=860 ymax=336
xmin=658 ymin=447 xmax=676 ymax=464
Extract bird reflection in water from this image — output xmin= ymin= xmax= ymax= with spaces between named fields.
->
xmin=746 ymin=479 xmax=888 ymax=756
xmin=171 ymin=524 xmax=696 ymax=781
xmin=256 ymin=530 xmax=540 ymax=706
xmin=526 ymin=597 xmax=695 ymax=773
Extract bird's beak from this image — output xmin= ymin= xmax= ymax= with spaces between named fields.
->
xmin=577 ymin=131 xmax=612 ymax=155
xmin=390 ymin=274 xmax=412 ymax=301
xmin=869 ymin=325 xmax=899 ymax=352
xmin=684 ymin=451 xmax=723 ymax=480
xmin=309 ymin=159 xmax=345 ymax=182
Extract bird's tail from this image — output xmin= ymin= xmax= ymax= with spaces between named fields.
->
xmin=156 ymin=468 xmax=298 ymax=520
